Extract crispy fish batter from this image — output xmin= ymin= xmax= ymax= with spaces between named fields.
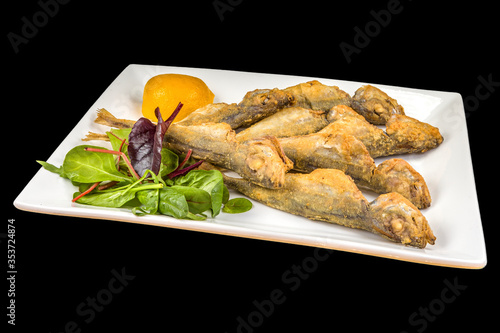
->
xmin=164 ymin=122 xmax=293 ymax=189
xmin=323 ymin=105 xmax=393 ymax=157
xmin=385 ymin=114 xmax=444 ymax=153
xmin=235 ymin=103 xmax=442 ymax=159
xmin=223 ymin=168 xmax=435 ymax=248
xmin=279 ymin=133 xmax=375 ymax=185
xmin=351 ymin=85 xmax=405 ymax=125
xmin=236 ymin=107 xmax=328 ymax=142
xmin=370 ymin=192 xmax=435 ymax=247
xmin=231 ymin=104 xmax=432 ymax=207
xmin=278 ymin=133 xmax=431 ymax=209
xmin=368 ymin=159 xmax=431 ymax=209
xmin=283 ymin=80 xmax=352 ymax=111
xmin=178 ymin=88 xmax=295 ymax=129
xmin=324 ymin=105 xmax=443 ymax=158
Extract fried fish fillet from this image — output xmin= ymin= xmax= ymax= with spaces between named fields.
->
xmin=178 ymin=88 xmax=295 ymax=129
xmin=323 ymin=105 xmax=394 ymax=157
xmin=164 ymin=122 xmax=293 ymax=189
xmin=234 ymin=102 xmax=442 ymax=159
xmin=179 ymin=81 xmax=349 ymax=130
xmin=236 ymin=107 xmax=329 ymax=142
xmin=351 ymin=85 xmax=405 ymax=125
xmin=324 ymin=105 xmax=443 ymax=158
xmin=278 ymin=133 xmax=374 ymax=185
xmin=385 ymin=114 xmax=444 ymax=153
xmin=278 ymin=133 xmax=431 ymax=209
xmin=233 ymin=105 xmax=432 ymax=208
xmin=367 ymin=158 xmax=431 ymax=209
xmin=283 ymin=80 xmax=352 ymax=110
xmin=223 ymin=168 xmax=436 ymax=248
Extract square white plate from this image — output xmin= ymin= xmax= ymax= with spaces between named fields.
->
xmin=14 ymin=64 xmax=486 ymax=268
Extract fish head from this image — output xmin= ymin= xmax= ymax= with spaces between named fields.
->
xmin=232 ymin=136 xmax=293 ymax=189
xmin=370 ymin=193 xmax=436 ymax=248
xmin=371 ymin=158 xmax=432 ymax=209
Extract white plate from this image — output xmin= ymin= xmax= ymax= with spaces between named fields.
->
xmin=14 ymin=64 xmax=486 ymax=269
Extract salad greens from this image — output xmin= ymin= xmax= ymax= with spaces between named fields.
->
xmin=37 ymin=105 xmax=252 ymax=220
xmin=222 ymin=198 xmax=253 ymax=214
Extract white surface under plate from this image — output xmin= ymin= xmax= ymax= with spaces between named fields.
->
xmin=14 ymin=64 xmax=486 ymax=269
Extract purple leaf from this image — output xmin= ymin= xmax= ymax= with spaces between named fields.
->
xmin=150 ymin=108 xmax=166 ymax=176
xmin=128 ymin=104 xmax=183 ymax=177
xmin=128 ymin=117 xmax=156 ymax=177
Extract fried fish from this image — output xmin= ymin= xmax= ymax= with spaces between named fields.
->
xmin=235 ymin=102 xmax=442 ymax=159
xmin=223 ymin=168 xmax=436 ymax=248
xmin=351 ymin=85 xmax=405 ymax=125
xmin=324 ymin=105 xmax=443 ymax=158
xmin=179 ymin=80 xmax=349 ymax=131
xmin=236 ymin=107 xmax=329 ymax=142
xmin=178 ymin=88 xmax=295 ymax=129
xmin=164 ymin=122 xmax=293 ymax=189
xmin=278 ymin=133 xmax=431 ymax=209
xmin=283 ymin=80 xmax=352 ymax=110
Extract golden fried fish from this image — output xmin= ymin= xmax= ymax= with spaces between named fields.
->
xmin=351 ymin=85 xmax=405 ymax=124
xmin=223 ymin=168 xmax=436 ymax=248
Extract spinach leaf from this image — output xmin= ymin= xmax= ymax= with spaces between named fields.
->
xmin=107 ymin=128 xmax=131 ymax=153
xmin=76 ymin=182 xmax=96 ymax=193
xmin=133 ymin=188 xmax=160 ymax=215
xmin=210 ymin=180 xmax=225 ymax=217
xmin=159 ymin=148 xmax=179 ymax=178
xmin=74 ymin=187 xmax=137 ymax=208
xmin=173 ymin=170 xmax=225 ymax=217
xmin=74 ymin=182 xmax=162 ymax=208
xmin=37 ymin=160 xmax=66 ymax=177
xmin=131 ymin=169 xmax=165 ymax=215
xmin=62 ymin=145 xmax=131 ymax=183
xmin=222 ymin=198 xmax=253 ymax=214
xmin=222 ymin=184 xmax=230 ymax=204
xmin=186 ymin=212 xmax=207 ymax=221
xmin=158 ymin=187 xmax=189 ymax=219
xmin=170 ymin=185 xmax=211 ymax=215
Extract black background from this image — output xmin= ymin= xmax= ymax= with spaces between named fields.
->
xmin=5 ymin=0 xmax=498 ymax=332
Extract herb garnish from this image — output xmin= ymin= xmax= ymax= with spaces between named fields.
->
xmin=37 ymin=104 xmax=252 ymax=220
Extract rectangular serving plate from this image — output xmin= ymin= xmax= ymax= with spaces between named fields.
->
xmin=14 ymin=64 xmax=486 ymax=268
